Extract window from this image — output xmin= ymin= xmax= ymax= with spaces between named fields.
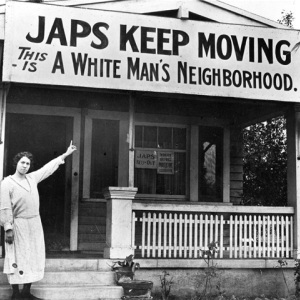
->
xmin=135 ymin=125 xmax=187 ymax=196
xmin=199 ymin=126 xmax=223 ymax=202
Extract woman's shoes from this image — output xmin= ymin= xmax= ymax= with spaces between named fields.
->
xmin=11 ymin=294 xmax=22 ymax=300
xmin=21 ymin=292 xmax=43 ymax=300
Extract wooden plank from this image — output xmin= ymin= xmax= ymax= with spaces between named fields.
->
xmin=179 ymin=214 xmax=183 ymax=258
xmin=234 ymin=215 xmax=238 ymax=258
xmin=164 ymin=214 xmax=167 ymax=258
xmin=199 ymin=214 xmax=203 ymax=257
xmin=132 ymin=202 xmax=294 ymax=214
xmin=271 ymin=216 xmax=275 ymax=258
xmin=253 ymin=215 xmax=257 ymax=258
xmin=276 ymin=216 xmax=280 ymax=257
xmin=194 ymin=215 xmax=198 ymax=258
xmin=184 ymin=214 xmax=188 ymax=258
xmin=141 ymin=213 xmax=146 ymax=258
xmin=169 ymin=213 xmax=173 ymax=258
xmin=152 ymin=213 xmax=157 ymax=258
xmin=190 ymin=126 xmax=199 ymax=202
xmin=220 ymin=215 xmax=224 ymax=258
xmin=158 ymin=213 xmax=162 ymax=258
xmin=174 ymin=214 xmax=178 ymax=258
xmin=223 ymin=126 xmax=230 ymax=203
xmin=239 ymin=215 xmax=242 ymax=258
xmin=286 ymin=216 xmax=289 ymax=258
xmin=78 ymin=225 xmax=105 ymax=234
xmin=147 ymin=212 xmax=151 ymax=258
xmin=229 ymin=216 xmax=233 ymax=258
xmin=231 ymin=181 xmax=243 ymax=190
xmin=258 ymin=216 xmax=262 ymax=258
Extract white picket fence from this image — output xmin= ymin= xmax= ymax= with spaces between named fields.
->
xmin=131 ymin=203 xmax=294 ymax=259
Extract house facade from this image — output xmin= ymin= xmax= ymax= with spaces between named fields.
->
xmin=0 ymin=0 xmax=299 ymax=297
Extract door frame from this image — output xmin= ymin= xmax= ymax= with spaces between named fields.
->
xmin=5 ymin=103 xmax=81 ymax=251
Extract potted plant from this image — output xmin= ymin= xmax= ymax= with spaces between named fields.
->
xmin=111 ymin=255 xmax=153 ymax=299
xmin=111 ymin=254 xmax=140 ymax=284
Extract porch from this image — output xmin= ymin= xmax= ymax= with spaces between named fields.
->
xmin=103 ymin=187 xmax=297 ymax=261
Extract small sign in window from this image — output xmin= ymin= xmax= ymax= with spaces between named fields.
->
xmin=135 ymin=150 xmax=157 ymax=169
xmin=157 ymin=151 xmax=174 ymax=174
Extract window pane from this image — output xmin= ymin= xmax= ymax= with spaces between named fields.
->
xmin=199 ymin=126 xmax=223 ymax=201
xmin=135 ymin=169 xmax=156 ymax=194
xmin=144 ymin=126 xmax=157 ymax=148
xmin=135 ymin=126 xmax=143 ymax=148
xmin=135 ymin=125 xmax=187 ymax=196
xmin=91 ymin=119 xmax=119 ymax=198
xmin=158 ymin=127 xmax=172 ymax=149
xmin=173 ymin=128 xmax=186 ymax=149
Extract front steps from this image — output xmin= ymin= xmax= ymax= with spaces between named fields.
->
xmin=0 ymin=258 xmax=123 ymax=300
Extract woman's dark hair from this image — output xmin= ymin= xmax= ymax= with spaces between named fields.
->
xmin=13 ymin=152 xmax=34 ymax=169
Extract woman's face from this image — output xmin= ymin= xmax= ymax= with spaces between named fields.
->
xmin=16 ymin=156 xmax=31 ymax=175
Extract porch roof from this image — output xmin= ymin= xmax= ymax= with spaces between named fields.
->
xmin=0 ymin=0 xmax=287 ymax=40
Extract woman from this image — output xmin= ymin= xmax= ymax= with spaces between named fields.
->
xmin=0 ymin=141 xmax=77 ymax=300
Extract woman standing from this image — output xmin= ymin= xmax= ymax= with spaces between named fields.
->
xmin=0 ymin=141 xmax=77 ymax=300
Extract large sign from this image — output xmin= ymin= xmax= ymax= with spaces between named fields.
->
xmin=3 ymin=2 xmax=300 ymax=101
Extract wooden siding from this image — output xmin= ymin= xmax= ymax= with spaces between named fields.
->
xmin=78 ymin=202 xmax=106 ymax=252
xmin=230 ymin=128 xmax=244 ymax=204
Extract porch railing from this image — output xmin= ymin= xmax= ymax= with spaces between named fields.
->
xmin=132 ymin=203 xmax=294 ymax=259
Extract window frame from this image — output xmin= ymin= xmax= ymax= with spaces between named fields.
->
xmin=134 ymin=122 xmax=190 ymax=200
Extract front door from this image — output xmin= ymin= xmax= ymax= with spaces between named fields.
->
xmin=4 ymin=113 xmax=73 ymax=252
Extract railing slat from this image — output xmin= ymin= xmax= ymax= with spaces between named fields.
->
xmin=286 ymin=216 xmax=289 ymax=258
xmin=141 ymin=212 xmax=146 ymax=258
xmin=147 ymin=212 xmax=151 ymax=258
xmin=244 ymin=215 xmax=247 ymax=258
xmin=184 ymin=214 xmax=188 ymax=258
xmin=262 ymin=216 xmax=266 ymax=258
xmin=271 ymin=216 xmax=275 ymax=258
xmin=276 ymin=215 xmax=280 ymax=258
xmin=158 ymin=213 xmax=162 ymax=258
xmin=174 ymin=213 xmax=178 ymax=258
xmin=194 ymin=215 xmax=198 ymax=258
xmin=290 ymin=216 xmax=294 ymax=257
xmin=249 ymin=215 xmax=252 ymax=258
xmin=234 ymin=215 xmax=238 ymax=258
xmin=152 ymin=213 xmax=157 ymax=258
xmin=281 ymin=216 xmax=284 ymax=258
xmin=215 ymin=215 xmax=219 ymax=258
xmin=163 ymin=213 xmax=167 ymax=258
xmin=204 ymin=215 xmax=209 ymax=251
xmin=199 ymin=214 xmax=203 ymax=256
xmin=189 ymin=214 xmax=193 ymax=258
xmin=210 ymin=215 xmax=214 ymax=244
xmin=169 ymin=213 xmax=172 ymax=258
xmin=267 ymin=215 xmax=271 ymax=258
xmin=220 ymin=215 xmax=224 ymax=258
xmin=229 ymin=215 xmax=233 ymax=258
xmin=239 ymin=215 xmax=242 ymax=258
xmin=258 ymin=215 xmax=262 ymax=258
xmin=253 ymin=215 xmax=257 ymax=258
xmin=179 ymin=214 xmax=183 ymax=258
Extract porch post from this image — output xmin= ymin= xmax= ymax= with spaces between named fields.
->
xmin=103 ymin=186 xmax=137 ymax=259
xmin=286 ymin=105 xmax=300 ymax=258
xmin=0 ymin=83 xmax=8 ymax=258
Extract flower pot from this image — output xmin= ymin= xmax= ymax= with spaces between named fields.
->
xmin=115 ymin=269 xmax=134 ymax=284
xmin=120 ymin=280 xmax=153 ymax=298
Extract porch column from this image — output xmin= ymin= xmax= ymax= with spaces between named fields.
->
xmin=286 ymin=105 xmax=300 ymax=258
xmin=103 ymin=186 xmax=137 ymax=259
